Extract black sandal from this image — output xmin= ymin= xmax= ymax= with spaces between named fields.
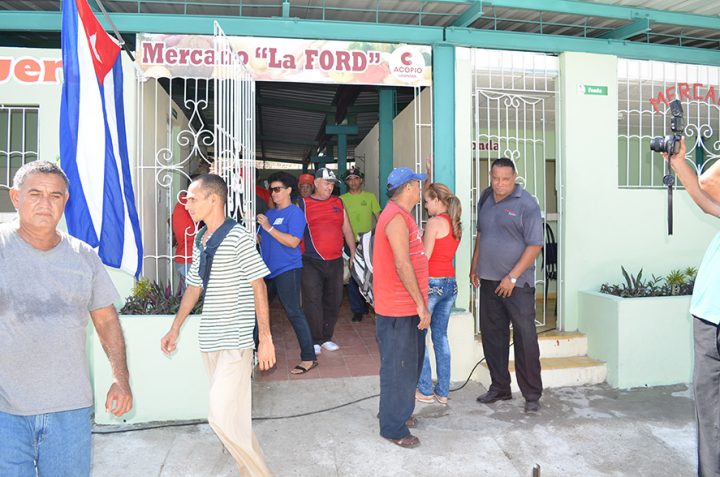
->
xmin=290 ymin=361 xmax=318 ymax=375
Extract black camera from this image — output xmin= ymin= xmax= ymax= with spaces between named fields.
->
xmin=649 ymin=99 xmax=684 ymax=155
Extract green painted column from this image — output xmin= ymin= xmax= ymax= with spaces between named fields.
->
xmin=379 ymin=87 xmax=395 ymax=206
xmin=326 ymin=124 xmax=358 ymax=194
xmin=432 ymin=43 xmax=455 ymax=189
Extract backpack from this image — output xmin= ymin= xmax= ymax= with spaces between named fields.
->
xmin=350 ymin=228 xmax=376 ymax=308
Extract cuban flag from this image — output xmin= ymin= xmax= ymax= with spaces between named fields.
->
xmin=60 ymin=0 xmax=143 ymax=277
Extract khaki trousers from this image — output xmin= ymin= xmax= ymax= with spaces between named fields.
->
xmin=202 ymin=349 xmax=272 ymax=477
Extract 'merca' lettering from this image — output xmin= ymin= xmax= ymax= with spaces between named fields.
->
xmin=141 ymin=41 xmax=218 ymax=67
xmin=649 ymin=82 xmax=720 ymax=112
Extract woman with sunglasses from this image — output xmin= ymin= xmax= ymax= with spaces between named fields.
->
xmin=257 ymin=172 xmax=318 ymax=374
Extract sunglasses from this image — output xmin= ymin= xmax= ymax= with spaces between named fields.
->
xmin=270 ymin=186 xmax=288 ymax=193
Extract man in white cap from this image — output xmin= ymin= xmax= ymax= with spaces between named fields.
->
xmin=299 ymin=168 xmax=356 ymax=354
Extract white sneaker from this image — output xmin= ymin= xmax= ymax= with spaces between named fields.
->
xmin=321 ymin=341 xmax=339 ymax=351
xmin=314 ymin=344 xmax=322 ymax=355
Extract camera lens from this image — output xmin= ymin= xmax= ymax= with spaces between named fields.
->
xmin=649 ymin=136 xmax=667 ymax=153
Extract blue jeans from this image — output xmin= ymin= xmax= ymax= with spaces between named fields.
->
xmin=266 ymin=268 xmax=316 ymax=361
xmin=347 ymin=276 xmax=368 ymax=315
xmin=0 ymin=406 xmax=92 ymax=477
xmin=376 ymin=314 xmax=424 ymax=439
xmin=418 ymin=277 xmax=457 ymax=398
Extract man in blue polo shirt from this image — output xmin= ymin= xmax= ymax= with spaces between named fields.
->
xmin=664 ymin=137 xmax=720 ymax=476
xmin=470 ymin=157 xmax=544 ymax=413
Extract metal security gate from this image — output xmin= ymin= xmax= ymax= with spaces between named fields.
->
xmin=214 ymin=22 xmax=256 ymax=234
xmin=414 ymin=85 xmax=432 ymax=226
xmin=470 ymin=49 xmax=559 ymax=331
xmin=134 ymin=22 xmax=255 ymax=288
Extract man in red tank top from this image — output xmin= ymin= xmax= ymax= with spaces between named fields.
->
xmin=373 ymin=167 xmax=430 ymax=449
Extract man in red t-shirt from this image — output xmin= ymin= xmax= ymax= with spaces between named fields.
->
xmin=373 ymin=167 xmax=430 ymax=449
xmin=172 ymin=191 xmax=195 ymax=286
xmin=299 ymin=168 xmax=356 ymax=354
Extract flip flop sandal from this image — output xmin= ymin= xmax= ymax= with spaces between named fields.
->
xmin=415 ymin=391 xmax=435 ymax=404
xmin=387 ymin=434 xmax=420 ymax=448
xmin=290 ymin=361 xmax=318 ymax=375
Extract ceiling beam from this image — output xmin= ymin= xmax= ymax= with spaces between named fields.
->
xmin=480 ymin=0 xmax=720 ymax=31
xmin=599 ymin=18 xmax=651 ymax=40
xmin=1 ymin=10 xmax=719 ymax=66
xmin=445 ymin=27 xmax=720 ymax=66
xmin=452 ymin=2 xmax=483 ymax=28
xmin=0 ymin=11 xmax=444 ymax=43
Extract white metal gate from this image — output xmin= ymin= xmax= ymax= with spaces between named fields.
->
xmin=414 ymin=85 xmax=432 ymax=225
xmin=214 ymin=21 xmax=256 ymax=234
xmin=470 ymin=49 xmax=559 ymax=330
xmin=134 ymin=22 xmax=255 ymax=288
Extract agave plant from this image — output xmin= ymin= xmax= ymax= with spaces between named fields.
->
xmin=665 ymin=269 xmax=686 ymax=296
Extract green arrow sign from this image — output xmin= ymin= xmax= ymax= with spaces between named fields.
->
xmin=579 ymin=84 xmax=608 ymax=96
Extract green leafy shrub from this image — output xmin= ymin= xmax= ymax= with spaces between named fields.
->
xmin=120 ymin=278 xmax=202 ymax=315
xmin=600 ymin=266 xmax=695 ymax=298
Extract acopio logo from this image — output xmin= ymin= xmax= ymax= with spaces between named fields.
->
xmin=389 ymin=46 xmax=426 ymax=83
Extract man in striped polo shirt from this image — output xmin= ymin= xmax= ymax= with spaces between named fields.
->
xmin=161 ymin=174 xmax=276 ymax=477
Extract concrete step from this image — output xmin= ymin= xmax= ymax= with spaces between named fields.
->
xmin=537 ymin=331 xmax=588 ymax=359
xmin=475 ymin=356 xmax=607 ymax=392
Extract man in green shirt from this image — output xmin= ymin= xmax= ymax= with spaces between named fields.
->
xmin=340 ymin=167 xmax=381 ymax=321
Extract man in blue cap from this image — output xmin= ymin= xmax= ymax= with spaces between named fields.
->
xmin=373 ymin=166 xmax=430 ymax=448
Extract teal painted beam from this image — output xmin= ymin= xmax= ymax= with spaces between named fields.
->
xmin=599 ymin=19 xmax=651 ymax=40
xmin=445 ymin=28 xmax=720 ymax=66
xmin=378 ymin=87 xmax=395 ymax=207
xmin=452 ymin=2 xmax=483 ymax=28
xmin=483 ymin=0 xmax=720 ymax=30
xmin=282 ymin=1 xmax=291 ymax=18
xmin=2 ymin=10 xmax=718 ymax=66
xmin=432 ymin=43 xmax=455 ymax=189
xmin=0 ymin=11 xmax=444 ymax=43
xmin=336 ymin=134 xmax=348 ymax=193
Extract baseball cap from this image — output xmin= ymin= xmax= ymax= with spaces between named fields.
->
xmin=298 ymin=173 xmax=315 ymax=186
xmin=386 ymin=167 xmax=428 ymax=189
xmin=344 ymin=167 xmax=363 ymax=180
xmin=315 ymin=167 xmax=339 ymax=183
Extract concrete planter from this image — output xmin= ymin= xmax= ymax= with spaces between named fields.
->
xmin=578 ymin=291 xmax=693 ymax=389
xmin=91 ymin=314 xmax=208 ymax=425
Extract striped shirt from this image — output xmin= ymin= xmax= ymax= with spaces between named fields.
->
xmin=186 ymin=223 xmax=270 ymax=352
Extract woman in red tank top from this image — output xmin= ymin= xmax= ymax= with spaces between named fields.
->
xmin=416 ymin=183 xmax=461 ymax=405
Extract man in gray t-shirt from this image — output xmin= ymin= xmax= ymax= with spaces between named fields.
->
xmin=0 ymin=161 xmax=132 ymax=476
xmin=470 ymin=158 xmax=544 ymax=413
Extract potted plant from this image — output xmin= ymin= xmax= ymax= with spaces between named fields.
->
xmin=91 ymin=279 xmax=208 ymax=425
xmin=578 ymin=266 xmax=695 ymax=389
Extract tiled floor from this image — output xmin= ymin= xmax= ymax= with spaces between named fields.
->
xmin=257 ymin=291 xmax=379 ymax=382
xmin=257 ymin=293 xmax=558 ymax=382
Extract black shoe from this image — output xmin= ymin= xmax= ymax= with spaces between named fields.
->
xmin=476 ymin=390 xmax=512 ymax=404
xmin=352 ymin=313 xmax=364 ymax=322
xmin=524 ymin=400 xmax=541 ymax=413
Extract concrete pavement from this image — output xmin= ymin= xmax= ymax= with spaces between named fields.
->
xmin=92 ymin=376 xmax=697 ymax=476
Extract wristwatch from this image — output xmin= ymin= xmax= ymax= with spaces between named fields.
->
xmin=509 ymin=276 xmax=517 ymax=285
